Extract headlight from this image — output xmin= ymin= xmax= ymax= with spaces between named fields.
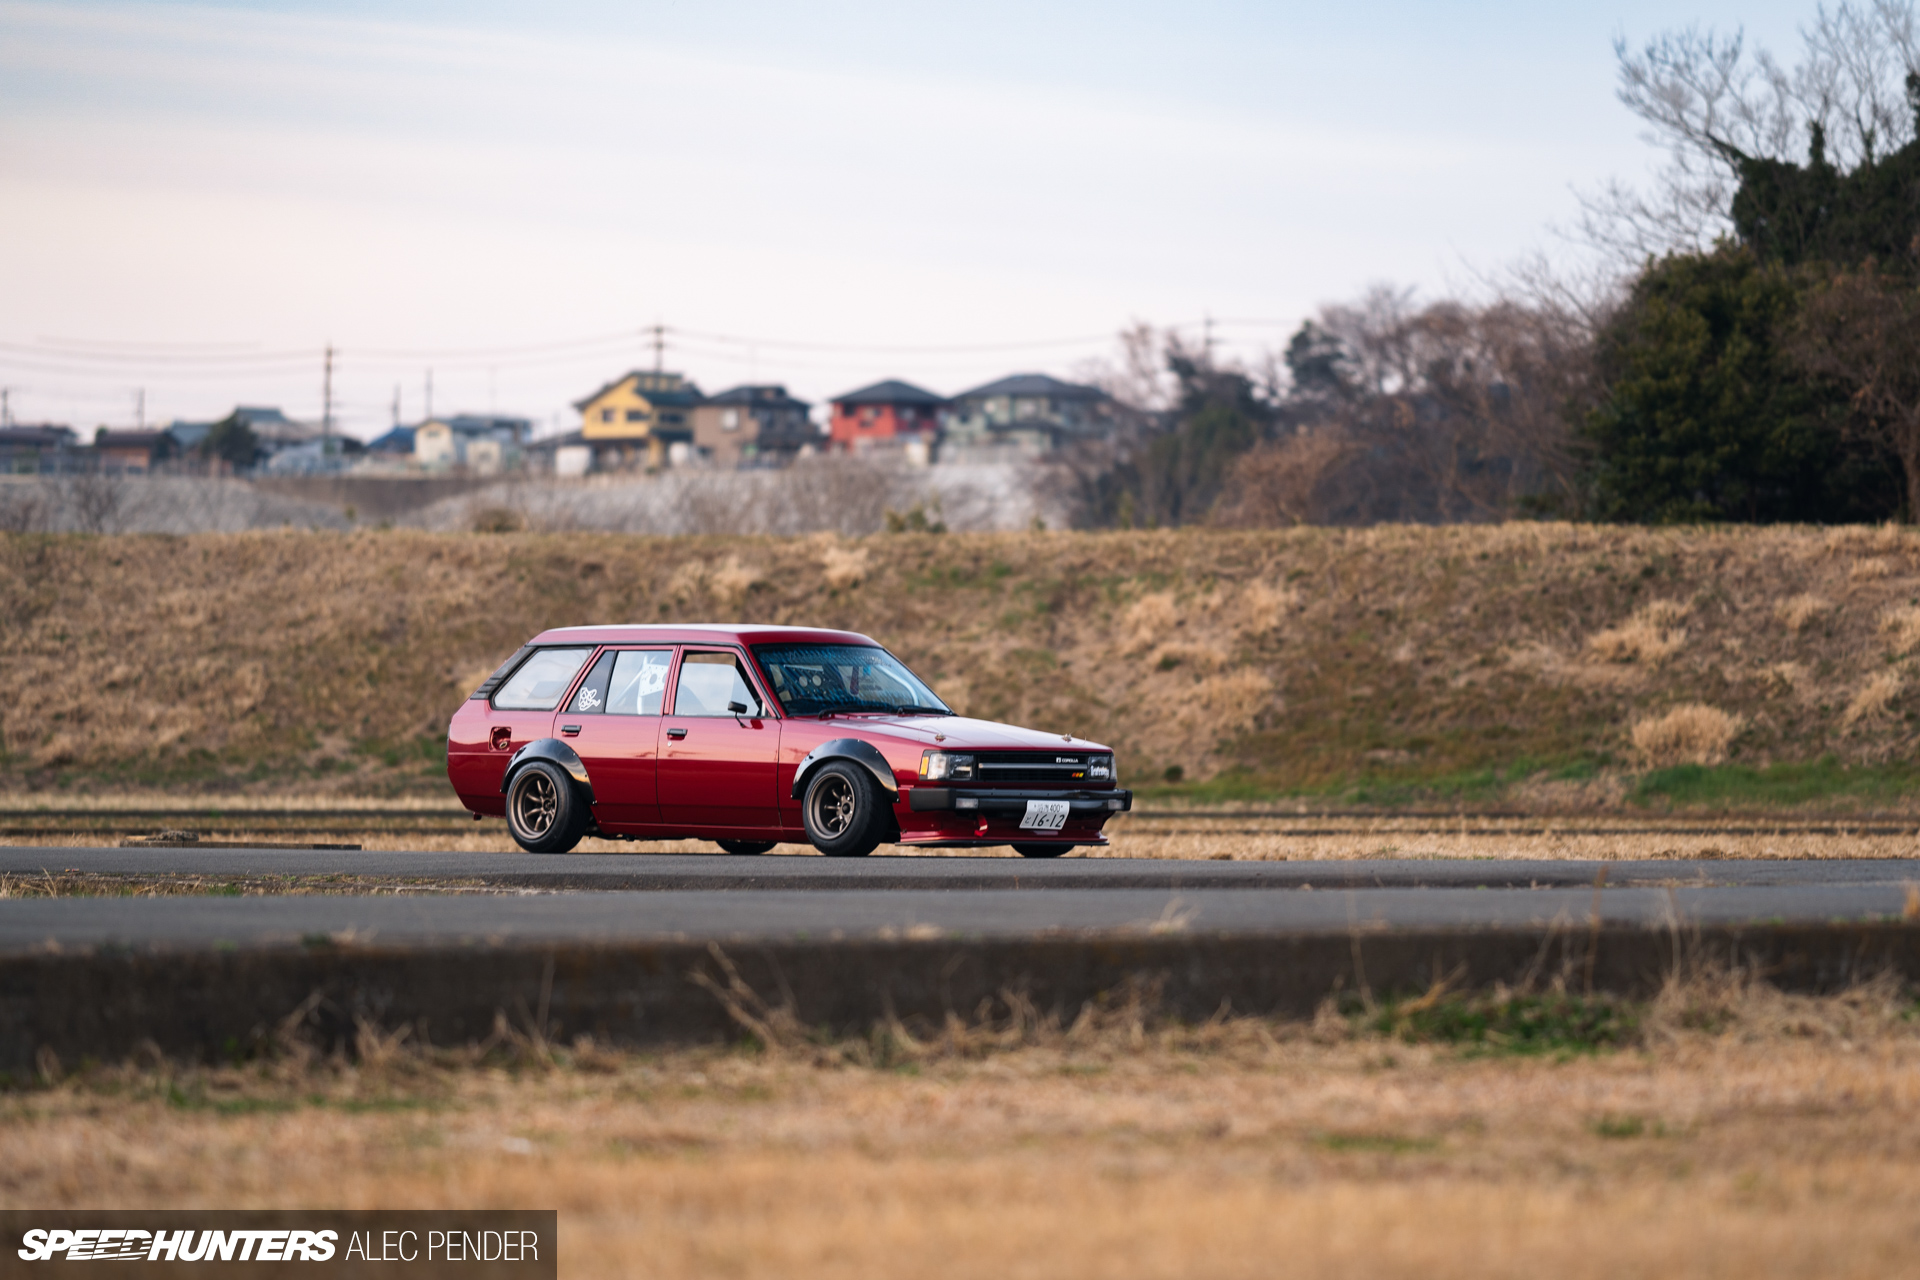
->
xmin=919 ymin=750 xmax=975 ymax=781
xmin=1087 ymin=754 xmax=1116 ymax=783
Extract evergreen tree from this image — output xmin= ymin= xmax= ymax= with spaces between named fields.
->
xmin=1582 ymin=248 xmax=1900 ymax=523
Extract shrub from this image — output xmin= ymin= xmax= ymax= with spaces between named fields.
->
xmin=1589 ymin=600 xmax=1690 ymax=665
xmin=1631 ymin=704 xmax=1743 ymax=767
xmin=1841 ymin=670 xmax=1906 ymax=730
xmin=1774 ymin=594 xmax=1831 ymax=633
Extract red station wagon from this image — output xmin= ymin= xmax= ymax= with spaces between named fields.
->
xmin=448 ymin=625 xmax=1132 ymax=856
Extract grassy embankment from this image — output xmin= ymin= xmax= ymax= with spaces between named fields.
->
xmin=6 ymin=523 xmax=1920 ymax=810
xmin=10 ymin=977 xmax=1920 ymax=1278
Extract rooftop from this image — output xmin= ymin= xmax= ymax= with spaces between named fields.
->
xmin=830 ymin=379 xmax=947 ymax=407
xmin=954 ymin=373 xmax=1107 ymax=401
xmin=534 ymin=623 xmax=878 ymax=645
xmin=572 ymin=370 xmax=703 ymax=412
xmin=705 ymin=384 xmax=811 ymax=409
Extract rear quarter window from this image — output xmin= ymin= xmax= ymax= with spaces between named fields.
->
xmin=492 ymin=647 xmax=595 ymax=710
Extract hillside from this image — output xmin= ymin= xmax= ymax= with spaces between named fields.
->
xmin=5 ymin=524 xmax=1920 ymax=808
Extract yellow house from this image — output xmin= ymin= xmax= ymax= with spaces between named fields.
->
xmin=573 ymin=370 xmax=703 ymax=470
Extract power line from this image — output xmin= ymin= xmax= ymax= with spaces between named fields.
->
xmin=670 ymin=326 xmax=1122 ymax=355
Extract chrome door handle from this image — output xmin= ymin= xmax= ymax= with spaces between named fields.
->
xmin=667 ymin=727 xmax=688 ymax=739
xmin=560 ymin=724 xmax=581 ymax=737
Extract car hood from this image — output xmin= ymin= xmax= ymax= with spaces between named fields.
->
xmin=832 ymin=715 xmax=1110 ymax=754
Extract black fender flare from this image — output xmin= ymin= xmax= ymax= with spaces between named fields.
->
xmin=791 ymin=738 xmax=899 ymax=801
xmin=500 ymin=738 xmax=596 ymax=804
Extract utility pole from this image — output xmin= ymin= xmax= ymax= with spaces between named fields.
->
xmin=1203 ymin=313 xmax=1216 ymax=366
xmin=135 ymin=388 xmax=145 ymax=430
xmin=322 ymin=344 xmax=334 ymax=443
xmin=3 ymin=387 xmax=13 ymax=428
xmin=648 ymin=323 xmax=664 ymax=376
xmin=425 ymin=368 xmax=434 ymax=422
xmin=391 ymin=384 xmax=401 ymax=428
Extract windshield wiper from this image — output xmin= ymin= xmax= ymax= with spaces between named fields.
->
xmin=891 ymin=705 xmax=952 ymax=716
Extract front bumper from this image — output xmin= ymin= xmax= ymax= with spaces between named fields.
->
xmin=906 ymin=786 xmax=1133 ymax=817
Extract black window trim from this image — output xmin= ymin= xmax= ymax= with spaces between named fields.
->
xmin=485 ymin=643 xmax=599 ymax=712
xmin=671 ymin=644 xmax=780 ymax=720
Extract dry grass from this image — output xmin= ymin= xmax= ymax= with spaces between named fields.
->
xmin=1881 ymin=604 xmax=1920 ymax=657
xmin=9 ymin=810 xmax=1920 ymax=863
xmin=1631 ymin=703 xmax=1744 ymax=767
xmin=9 ymin=976 xmax=1920 ymax=1278
xmin=1774 ymin=594 xmax=1831 ymax=633
xmin=1842 ymin=670 xmax=1907 ymax=730
xmin=1587 ymin=598 xmax=1690 ymax=665
xmin=10 ymin=524 xmax=1920 ymax=799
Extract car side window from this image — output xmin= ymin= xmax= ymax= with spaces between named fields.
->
xmin=606 ymin=650 xmax=672 ymax=715
xmin=568 ymin=651 xmax=616 ymax=714
xmin=493 ymin=647 xmax=594 ymax=711
xmin=672 ymin=651 xmax=764 ymax=717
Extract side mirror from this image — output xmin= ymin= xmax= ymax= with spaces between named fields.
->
xmin=728 ymin=700 xmax=750 ymax=715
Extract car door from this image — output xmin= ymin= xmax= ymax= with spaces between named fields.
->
xmin=657 ymin=648 xmax=781 ymax=833
xmin=561 ymin=647 xmax=673 ymax=829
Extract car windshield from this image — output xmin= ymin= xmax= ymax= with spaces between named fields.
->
xmin=752 ymin=643 xmax=950 ymax=716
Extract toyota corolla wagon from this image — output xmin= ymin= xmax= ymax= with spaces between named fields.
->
xmin=448 ymin=625 xmax=1132 ymax=856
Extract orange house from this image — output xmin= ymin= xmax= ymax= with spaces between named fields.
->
xmin=827 ymin=380 xmax=946 ymax=452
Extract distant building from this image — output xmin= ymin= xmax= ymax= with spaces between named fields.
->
xmin=827 ymin=380 xmax=946 ymax=459
xmin=524 ymin=431 xmax=593 ymax=478
xmin=164 ymin=420 xmax=215 ymax=453
xmin=224 ymin=406 xmax=318 ymax=452
xmin=412 ymin=415 xmax=530 ymax=474
xmin=690 ymin=385 xmax=815 ymax=468
xmin=573 ymin=371 xmax=702 ymax=470
xmin=366 ymin=425 xmax=416 ymax=458
xmin=0 ymin=425 xmax=80 ymax=474
xmin=93 ymin=429 xmax=176 ymax=473
xmin=944 ymin=373 xmax=1120 ymax=454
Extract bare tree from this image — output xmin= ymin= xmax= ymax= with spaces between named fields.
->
xmin=1211 ymin=430 xmax=1356 ymax=528
xmin=1287 ymin=291 xmax=1595 ymax=522
xmin=60 ymin=471 xmax=126 ymax=534
xmin=1579 ymin=1 xmax=1920 ymax=264
xmin=1071 ymin=322 xmax=1179 ymax=413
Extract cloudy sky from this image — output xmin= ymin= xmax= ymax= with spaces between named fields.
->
xmin=0 ymin=0 xmax=1810 ymax=437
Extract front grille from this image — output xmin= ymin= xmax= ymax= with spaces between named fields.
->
xmin=971 ymin=751 xmax=1111 ymax=786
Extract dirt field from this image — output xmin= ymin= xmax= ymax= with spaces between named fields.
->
xmin=8 ymin=977 xmax=1920 ymax=1279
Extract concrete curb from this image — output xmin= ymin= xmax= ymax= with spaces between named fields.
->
xmin=6 ymin=922 xmax=1919 ymax=1071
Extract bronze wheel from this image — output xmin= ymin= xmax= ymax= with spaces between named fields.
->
xmin=802 ymin=761 xmax=884 ymax=857
xmin=506 ymin=760 xmax=588 ymax=854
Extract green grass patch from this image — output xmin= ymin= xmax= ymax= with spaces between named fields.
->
xmin=1631 ymin=757 xmax=1920 ymax=809
xmin=1360 ymin=991 xmax=1640 ymax=1057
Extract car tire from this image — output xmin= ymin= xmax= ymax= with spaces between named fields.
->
xmin=802 ymin=761 xmax=887 ymax=858
xmin=1012 ymin=842 xmax=1072 ymax=858
xmin=717 ymin=839 xmax=777 ymax=856
xmin=506 ymin=760 xmax=590 ymax=854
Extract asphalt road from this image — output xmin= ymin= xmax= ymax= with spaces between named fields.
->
xmin=1 ymin=846 xmax=1916 ymax=954
xmin=6 ymin=845 xmax=1920 ymax=891
xmin=0 ymin=883 xmax=1914 ymax=954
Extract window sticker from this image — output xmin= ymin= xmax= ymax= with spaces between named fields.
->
xmin=569 ymin=651 xmax=616 ymax=714
xmin=607 ymin=650 xmax=672 ymax=715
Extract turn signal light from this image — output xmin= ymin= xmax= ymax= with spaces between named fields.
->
xmin=919 ymin=750 xmax=975 ymax=781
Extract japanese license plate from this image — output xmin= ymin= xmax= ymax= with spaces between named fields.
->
xmin=1020 ymin=800 xmax=1070 ymax=831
